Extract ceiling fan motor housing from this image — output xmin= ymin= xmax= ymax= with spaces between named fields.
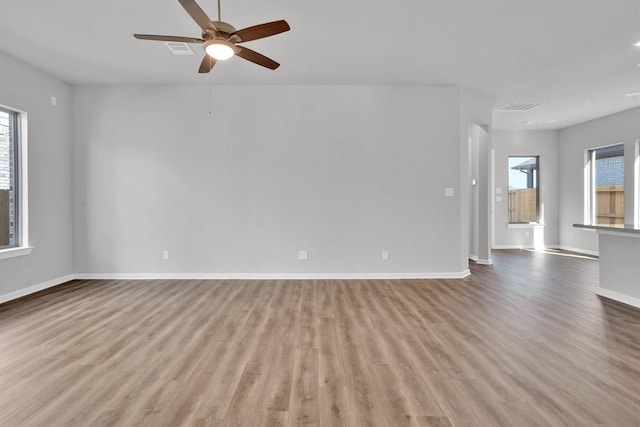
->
xmin=210 ymin=21 xmax=237 ymax=39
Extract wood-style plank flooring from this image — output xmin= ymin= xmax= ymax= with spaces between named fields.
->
xmin=1 ymin=250 xmax=639 ymax=426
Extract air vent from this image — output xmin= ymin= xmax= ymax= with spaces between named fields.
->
xmin=164 ymin=42 xmax=194 ymax=55
xmin=495 ymin=101 xmax=545 ymax=112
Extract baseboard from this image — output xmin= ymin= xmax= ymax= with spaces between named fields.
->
xmin=74 ymin=271 xmax=472 ymax=280
xmin=469 ymin=254 xmax=492 ymax=265
xmin=0 ymin=274 xmax=76 ymax=304
xmin=596 ymin=288 xmax=640 ymax=309
xmin=493 ymin=244 xmax=590 ymax=255
xmin=492 ymin=245 xmax=530 ymax=250
xmin=557 ymin=245 xmax=599 ymax=257
xmin=1 ymin=269 xmax=473 ymax=305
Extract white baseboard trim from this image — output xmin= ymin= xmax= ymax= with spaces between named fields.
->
xmin=1 ymin=269 xmax=473 ymax=305
xmin=557 ymin=246 xmax=599 ymax=257
xmin=596 ymin=288 xmax=640 ymax=309
xmin=469 ymin=254 xmax=492 ymax=265
xmin=492 ymin=245 xmax=529 ymax=250
xmin=0 ymin=274 xmax=76 ymax=304
xmin=75 ymin=271 xmax=472 ymax=280
xmin=492 ymin=244 xmax=595 ymax=256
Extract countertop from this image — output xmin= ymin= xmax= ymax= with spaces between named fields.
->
xmin=573 ymin=223 xmax=640 ymax=234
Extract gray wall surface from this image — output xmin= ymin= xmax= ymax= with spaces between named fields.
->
xmin=468 ymin=123 xmax=491 ymax=262
xmin=72 ymin=85 xmax=471 ymax=276
xmin=0 ymin=51 xmax=74 ymax=295
xmin=492 ymin=130 xmax=560 ymax=249
xmin=558 ymin=107 xmax=640 ymax=254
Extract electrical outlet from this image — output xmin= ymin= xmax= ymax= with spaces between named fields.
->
xmin=162 ymin=250 xmax=170 ymax=260
xmin=298 ymin=250 xmax=308 ymax=260
xmin=525 ymin=231 xmax=530 ymax=238
xmin=382 ymin=250 xmax=389 ymax=261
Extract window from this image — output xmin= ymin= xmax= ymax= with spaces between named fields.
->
xmin=0 ymin=107 xmax=21 ymax=249
xmin=587 ymin=144 xmax=624 ymax=225
xmin=635 ymin=140 xmax=640 ymax=226
xmin=508 ymin=156 xmax=539 ymax=223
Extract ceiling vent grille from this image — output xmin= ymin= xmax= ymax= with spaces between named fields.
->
xmin=495 ymin=101 xmax=545 ymax=112
xmin=164 ymin=42 xmax=194 ymax=55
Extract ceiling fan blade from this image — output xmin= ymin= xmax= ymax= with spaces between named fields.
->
xmin=236 ymin=46 xmax=280 ymax=70
xmin=198 ymin=54 xmax=217 ymax=73
xmin=178 ymin=0 xmax=217 ymax=32
xmin=134 ymin=34 xmax=204 ymax=43
xmin=232 ymin=20 xmax=290 ymax=42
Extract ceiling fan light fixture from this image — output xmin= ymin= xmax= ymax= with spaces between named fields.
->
xmin=204 ymin=39 xmax=235 ymax=60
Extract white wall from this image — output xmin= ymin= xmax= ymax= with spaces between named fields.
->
xmin=558 ymin=107 xmax=640 ymax=254
xmin=492 ymin=130 xmax=559 ymax=249
xmin=468 ymin=123 xmax=491 ymax=262
xmin=460 ymin=90 xmax=491 ymax=265
xmin=72 ymin=85 xmax=471 ymax=276
xmin=0 ymin=51 xmax=74 ymax=297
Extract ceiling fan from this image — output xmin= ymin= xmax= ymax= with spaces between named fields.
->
xmin=134 ymin=0 xmax=290 ymax=73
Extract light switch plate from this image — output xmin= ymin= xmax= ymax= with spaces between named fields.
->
xmin=445 ymin=187 xmax=455 ymax=197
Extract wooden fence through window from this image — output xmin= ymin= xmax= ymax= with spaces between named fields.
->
xmin=508 ymin=188 xmax=537 ymax=223
xmin=508 ymin=186 xmax=624 ymax=224
xmin=596 ymin=185 xmax=624 ymax=224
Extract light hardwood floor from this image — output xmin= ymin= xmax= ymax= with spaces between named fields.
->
xmin=1 ymin=250 xmax=639 ymax=426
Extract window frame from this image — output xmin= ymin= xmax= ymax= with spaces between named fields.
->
xmin=635 ymin=139 xmax=640 ymax=227
xmin=507 ymin=155 xmax=540 ymax=224
xmin=584 ymin=142 xmax=625 ymax=225
xmin=0 ymin=104 xmax=30 ymax=260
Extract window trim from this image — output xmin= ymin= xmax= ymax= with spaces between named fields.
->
xmin=0 ymin=104 xmax=29 ymax=258
xmin=0 ymin=246 xmax=32 ymax=260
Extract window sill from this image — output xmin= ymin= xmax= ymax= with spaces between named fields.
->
xmin=0 ymin=246 xmax=33 ymax=260
xmin=507 ymin=223 xmax=543 ymax=229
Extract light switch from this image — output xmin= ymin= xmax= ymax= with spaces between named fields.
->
xmin=298 ymin=250 xmax=308 ymax=260
xmin=445 ymin=187 xmax=455 ymax=197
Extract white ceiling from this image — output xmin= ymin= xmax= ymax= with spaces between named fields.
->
xmin=1 ymin=0 xmax=639 ymax=130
